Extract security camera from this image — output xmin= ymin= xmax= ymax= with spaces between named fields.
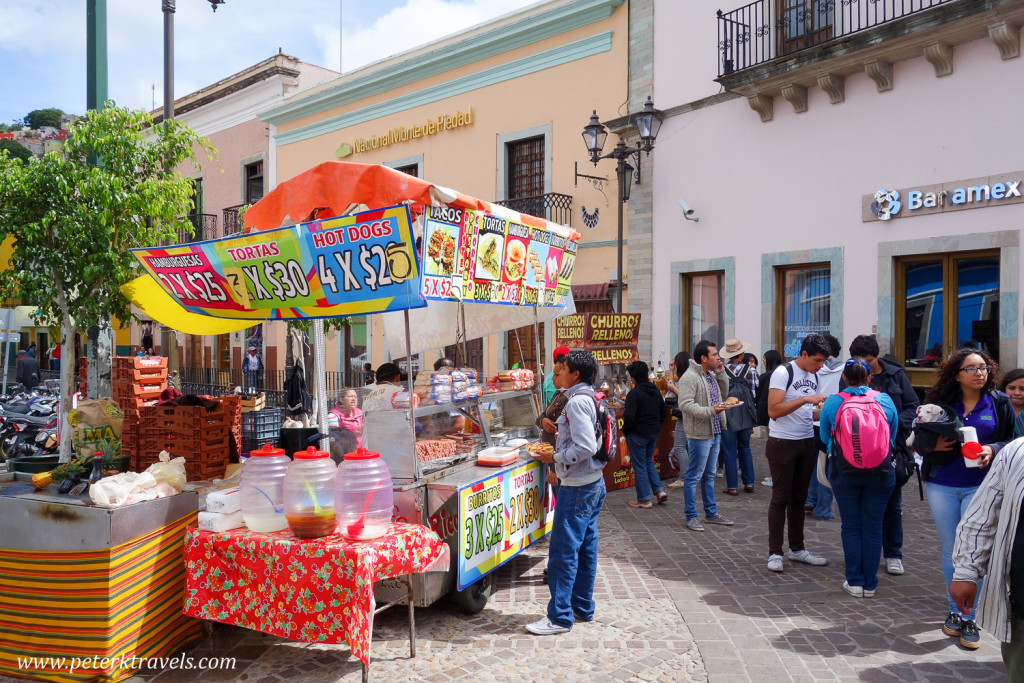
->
xmin=678 ymin=199 xmax=699 ymax=222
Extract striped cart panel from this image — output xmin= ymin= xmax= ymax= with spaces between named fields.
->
xmin=0 ymin=511 xmax=202 ymax=683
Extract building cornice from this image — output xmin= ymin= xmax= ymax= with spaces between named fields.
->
xmin=273 ymin=31 xmax=615 ymax=147
xmin=261 ymin=0 xmax=624 ymax=127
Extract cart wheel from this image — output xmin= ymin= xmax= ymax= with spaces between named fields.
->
xmin=454 ymin=574 xmax=492 ymax=614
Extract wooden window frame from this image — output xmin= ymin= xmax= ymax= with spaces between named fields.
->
xmin=774 ymin=262 xmax=831 ymax=357
xmin=506 ymin=136 xmax=545 ymax=201
xmin=681 ymin=270 xmax=725 ymax=356
xmin=894 ymin=249 xmax=999 ymax=389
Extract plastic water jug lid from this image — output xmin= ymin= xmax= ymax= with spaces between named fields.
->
xmin=251 ymin=444 xmax=286 ymax=457
xmin=295 ymin=446 xmax=329 ymax=459
xmin=344 ymin=447 xmax=380 ymax=460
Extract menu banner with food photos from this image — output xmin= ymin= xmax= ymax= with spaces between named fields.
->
xmin=421 ymin=207 xmax=576 ymax=308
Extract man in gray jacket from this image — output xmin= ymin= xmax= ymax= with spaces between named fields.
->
xmin=526 ymin=350 xmax=606 ymax=635
xmin=679 ymin=340 xmax=736 ymax=532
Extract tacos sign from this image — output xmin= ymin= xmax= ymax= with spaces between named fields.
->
xmin=420 ymin=206 xmax=577 ymax=308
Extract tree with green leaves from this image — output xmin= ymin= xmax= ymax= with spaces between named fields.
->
xmin=0 ymin=140 xmax=32 ymax=164
xmin=25 ymin=108 xmax=64 ymax=130
xmin=0 ymin=102 xmax=215 ymax=460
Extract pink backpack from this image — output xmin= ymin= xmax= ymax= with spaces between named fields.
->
xmin=831 ymin=390 xmax=892 ymax=475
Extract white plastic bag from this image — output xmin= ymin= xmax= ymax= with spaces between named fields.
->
xmin=144 ymin=450 xmax=187 ymax=493
xmin=90 ymin=472 xmax=158 ymax=508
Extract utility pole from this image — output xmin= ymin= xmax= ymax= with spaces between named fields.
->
xmin=161 ymin=0 xmax=180 ymax=374
xmin=86 ymin=0 xmax=113 ymax=400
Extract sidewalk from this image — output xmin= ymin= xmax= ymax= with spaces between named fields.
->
xmin=10 ymin=437 xmax=1007 ymax=682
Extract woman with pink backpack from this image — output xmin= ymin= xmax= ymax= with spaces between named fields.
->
xmin=819 ymin=360 xmax=899 ymax=599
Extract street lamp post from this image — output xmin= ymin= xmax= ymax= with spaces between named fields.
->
xmin=581 ymin=96 xmax=662 ymax=312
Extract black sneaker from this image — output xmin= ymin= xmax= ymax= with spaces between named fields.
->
xmin=960 ymin=620 xmax=981 ymax=649
xmin=942 ymin=612 xmax=962 ymax=637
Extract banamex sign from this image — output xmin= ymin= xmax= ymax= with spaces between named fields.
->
xmin=863 ymin=171 xmax=1024 ymax=222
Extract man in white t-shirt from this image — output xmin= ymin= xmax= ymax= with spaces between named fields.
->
xmin=765 ymin=335 xmax=830 ymax=573
xmin=805 ymin=334 xmax=843 ymax=521
xmin=361 ymin=363 xmax=404 ymax=412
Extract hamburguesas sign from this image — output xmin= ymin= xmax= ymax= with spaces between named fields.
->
xmin=555 ymin=313 xmax=641 ymax=364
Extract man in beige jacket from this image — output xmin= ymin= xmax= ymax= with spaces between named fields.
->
xmin=678 ymin=340 xmax=738 ymax=532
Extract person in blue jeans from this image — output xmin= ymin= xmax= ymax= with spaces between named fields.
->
xmin=923 ymin=348 xmax=1014 ymax=650
xmin=678 ymin=340 xmax=736 ymax=531
xmin=721 ymin=339 xmax=758 ymax=495
xmin=805 ymin=335 xmax=843 ymax=520
xmin=526 ymin=351 xmax=607 ymax=636
xmin=623 ymin=360 xmax=668 ymax=508
xmin=819 ymin=360 xmax=899 ymax=598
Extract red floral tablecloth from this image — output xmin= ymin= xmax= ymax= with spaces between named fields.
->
xmin=183 ymin=522 xmax=448 ymax=666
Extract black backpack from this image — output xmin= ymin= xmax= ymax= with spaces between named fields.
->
xmin=755 ymin=364 xmax=794 ymax=427
xmin=573 ymin=386 xmax=617 ymax=464
xmin=723 ymin=364 xmax=757 ymax=431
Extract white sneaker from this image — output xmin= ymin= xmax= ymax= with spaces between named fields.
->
xmin=525 ymin=617 xmax=570 ymax=635
xmin=767 ymin=554 xmax=784 ymax=572
xmin=886 ymin=558 xmax=905 ymax=575
xmin=842 ymin=581 xmax=864 ymax=598
xmin=667 ymin=479 xmax=685 ymax=489
xmin=716 ymin=466 xmax=725 ymax=477
xmin=787 ymin=549 xmax=828 ymax=566
xmin=762 ymin=477 xmax=773 ymax=487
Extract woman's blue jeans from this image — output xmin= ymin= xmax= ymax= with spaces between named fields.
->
xmin=626 ymin=432 xmax=662 ymax=502
xmin=546 ymin=478 xmax=606 ymax=629
xmin=926 ymin=481 xmax=983 ymax=619
xmin=721 ymin=428 xmax=755 ymax=489
xmin=828 ymin=463 xmax=895 ymax=591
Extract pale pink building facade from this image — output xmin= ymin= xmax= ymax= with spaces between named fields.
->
xmin=647 ymin=0 xmax=1024 ymax=392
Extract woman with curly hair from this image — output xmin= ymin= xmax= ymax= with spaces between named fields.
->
xmin=998 ymin=368 xmax=1024 ymax=438
xmin=924 ymin=348 xmax=1015 ymax=650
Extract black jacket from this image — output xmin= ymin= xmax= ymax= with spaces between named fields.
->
xmin=622 ymin=381 xmax=666 ymax=437
xmin=843 ymin=358 xmax=920 ymax=443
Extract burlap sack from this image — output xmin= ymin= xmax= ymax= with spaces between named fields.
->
xmin=67 ymin=398 xmax=124 ymax=459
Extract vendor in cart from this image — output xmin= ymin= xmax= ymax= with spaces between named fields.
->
xmin=422 ymin=357 xmax=467 ymax=437
xmin=361 ymin=363 xmax=406 ymax=412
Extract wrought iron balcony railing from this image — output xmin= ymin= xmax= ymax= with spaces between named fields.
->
xmin=223 ymin=204 xmax=247 ymax=237
xmin=717 ymin=0 xmax=957 ymax=77
xmin=176 ymin=212 xmax=217 ymax=244
xmin=495 ymin=192 xmax=573 ymax=227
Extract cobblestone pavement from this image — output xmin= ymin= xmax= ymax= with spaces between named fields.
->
xmin=7 ymin=438 xmax=1009 ymax=682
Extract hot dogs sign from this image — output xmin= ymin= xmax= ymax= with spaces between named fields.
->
xmin=421 ymin=206 xmax=578 ymax=307
xmin=132 ymin=204 xmax=424 ymax=320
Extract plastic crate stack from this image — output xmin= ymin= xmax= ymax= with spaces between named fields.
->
xmin=220 ymin=394 xmax=242 ymax=461
xmin=241 ymin=407 xmax=282 ymax=455
xmin=112 ymin=356 xmax=168 ymax=459
xmin=135 ymin=399 xmax=234 ymax=480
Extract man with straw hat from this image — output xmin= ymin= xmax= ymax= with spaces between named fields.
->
xmin=720 ymin=338 xmax=759 ymax=495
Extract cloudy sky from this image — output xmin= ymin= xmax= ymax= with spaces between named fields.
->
xmin=0 ymin=0 xmax=541 ymax=125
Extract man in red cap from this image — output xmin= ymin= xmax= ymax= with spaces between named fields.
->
xmin=544 ymin=346 xmax=571 ymax=405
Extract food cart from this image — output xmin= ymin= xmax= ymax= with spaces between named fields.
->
xmin=125 ymin=162 xmax=580 ymax=614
